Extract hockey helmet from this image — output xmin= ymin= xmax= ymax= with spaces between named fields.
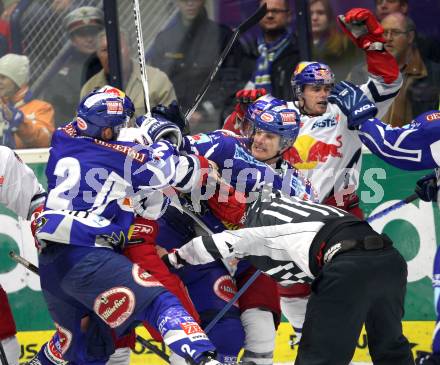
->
xmin=291 ymin=61 xmax=335 ymax=101
xmin=76 ymin=86 xmax=135 ymax=139
xmin=240 ymin=94 xmax=286 ymax=135
xmin=244 ymin=101 xmax=300 ymax=150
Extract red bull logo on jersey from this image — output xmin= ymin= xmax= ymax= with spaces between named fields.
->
xmin=286 ymin=135 xmax=343 ymax=169
xmin=94 ymin=287 xmax=135 ymax=328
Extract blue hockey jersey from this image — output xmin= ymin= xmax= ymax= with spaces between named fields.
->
xmin=182 ymin=130 xmax=316 ymax=202
xmin=359 ymin=110 xmax=440 ymax=170
xmin=36 ymin=123 xmax=207 ymax=249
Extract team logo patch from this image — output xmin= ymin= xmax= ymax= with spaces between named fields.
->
xmin=132 ymin=264 xmax=163 ymax=287
xmin=180 ymin=321 xmax=209 ymax=342
xmin=132 ymin=223 xmax=155 ymax=236
xmin=98 ymin=86 xmax=125 ymax=98
xmin=94 ymin=287 xmax=135 ymax=328
xmin=0 ymin=176 xmax=3 ymax=185
xmin=76 ymin=117 xmax=87 ymax=130
xmin=313 ymin=68 xmax=332 ymax=81
xmin=426 ymin=112 xmax=440 ymax=121
xmin=106 ymin=100 xmax=123 ymax=115
xmin=280 ymin=112 xmax=298 ymax=123
xmin=260 ymin=112 xmax=274 ymax=122
xmin=214 ymin=275 xmax=238 ymax=307
xmin=44 ymin=322 xmax=71 ymax=364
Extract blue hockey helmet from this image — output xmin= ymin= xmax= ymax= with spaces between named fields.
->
xmin=244 ymin=100 xmax=300 ymax=150
xmin=240 ymin=94 xmax=286 ymax=135
xmin=76 ymin=85 xmax=135 ymax=139
xmin=291 ymin=61 xmax=335 ymax=101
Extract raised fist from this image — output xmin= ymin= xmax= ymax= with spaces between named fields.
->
xmin=338 ymin=8 xmax=385 ymax=51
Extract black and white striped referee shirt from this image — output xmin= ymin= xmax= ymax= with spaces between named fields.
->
xmin=176 ymin=192 xmax=351 ymax=286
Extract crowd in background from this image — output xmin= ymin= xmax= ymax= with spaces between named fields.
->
xmin=0 ymin=0 xmax=438 ymax=148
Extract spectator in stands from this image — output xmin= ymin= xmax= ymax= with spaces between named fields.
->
xmin=41 ymin=6 xmax=103 ymax=128
xmin=149 ymin=0 xmax=245 ymax=133
xmin=0 ymin=54 xmax=55 ymax=148
xmin=375 ymin=0 xmax=408 ymax=21
xmin=348 ymin=13 xmax=440 ymax=127
xmin=309 ymin=0 xmax=362 ymax=80
xmin=244 ymin=0 xmax=300 ymax=100
xmin=374 ymin=0 xmax=440 ymax=63
xmin=0 ymin=1 xmax=11 ymax=57
xmin=80 ymin=30 xmax=176 ymax=117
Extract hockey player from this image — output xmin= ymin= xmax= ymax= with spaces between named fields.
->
xmin=32 ymin=87 xmax=224 ymax=365
xmin=135 ymin=101 xmax=314 ymax=365
xmin=163 ymin=191 xmax=415 ymax=365
xmin=340 ymin=104 xmax=440 ymax=364
xmin=0 ymin=145 xmax=46 ymax=365
xmin=224 ymin=7 xmax=402 ymax=346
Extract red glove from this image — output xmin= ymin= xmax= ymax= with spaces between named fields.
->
xmin=223 ymin=89 xmax=267 ymax=133
xmin=338 ymin=8 xmax=399 ymax=84
xmin=208 ymin=183 xmax=247 ymax=227
xmin=338 ymin=8 xmax=385 ymax=50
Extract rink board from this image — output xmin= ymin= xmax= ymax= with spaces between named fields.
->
xmin=0 ymin=149 xmax=438 ymax=363
xmin=16 ymin=322 xmax=436 ymax=363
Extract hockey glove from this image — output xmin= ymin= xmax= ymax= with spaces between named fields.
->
xmin=337 ymin=8 xmax=385 ymax=51
xmin=328 ymin=81 xmax=377 ymax=129
xmin=136 ymin=114 xmax=183 ymax=149
xmin=224 ymin=88 xmax=267 ymax=134
xmin=152 ymin=101 xmax=190 ymax=136
xmin=163 ymin=250 xmax=187 ymax=270
xmin=415 ymin=172 xmax=438 ymax=202
xmin=338 ymin=8 xmax=399 ymax=83
xmin=415 ymin=350 xmax=440 ymax=365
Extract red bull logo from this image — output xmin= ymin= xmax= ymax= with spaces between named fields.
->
xmin=285 ymin=135 xmax=343 ymax=169
xmin=313 ymin=68 xmax=332 ymax=81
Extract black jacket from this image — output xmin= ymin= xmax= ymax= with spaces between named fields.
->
xmin=149 ymin=9 xmax=246 ymax=115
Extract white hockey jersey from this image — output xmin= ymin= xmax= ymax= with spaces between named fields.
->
xmin=285 ymin=74 xmax=402 ymax=202
xmin=0 ymin=146 xmax=45 ymax=219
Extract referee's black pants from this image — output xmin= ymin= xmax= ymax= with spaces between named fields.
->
xmin=296 ymin=245 xmax=414 ymax=365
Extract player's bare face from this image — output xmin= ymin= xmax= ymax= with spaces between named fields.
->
xmin=0 ymin=75 xmax=19 ymax=98
xmin=302 ymin=84 xmax=331 ymax=116
xmin=251 ymin=130 xmax=281 ymax=162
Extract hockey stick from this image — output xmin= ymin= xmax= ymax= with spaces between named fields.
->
xmin=366 ymin=193 xmax=419 ymax=223
xmin=132 ymin=0 xmax=151 ymax=116
xmin=170 ymin=200 xmax=263 ymax=334
xmin=9 ymin=252 xmax=171 ymax=363
xmin=136 ymin=335 xmax=169 ymax=363
xmin=201 ymin=192 xmax=420 ymax=332
xmin=0 ymin=341 xmax=9 ymax=365
xmin=9 ymin=251 xmax=38 ymax=275
xmin=185 ymin=3 xmax=267 ymax=120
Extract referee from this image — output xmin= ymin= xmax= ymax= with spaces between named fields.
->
xmin=164 ymin=191 xmax=414 ymax=365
